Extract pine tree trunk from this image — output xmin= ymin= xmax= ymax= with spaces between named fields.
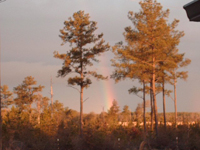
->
xmin=51 ymin=77 xmax=54 ymax=118
xmin=102 ymin=107 xmax=105 ymax=126
xmin=150 ymin=81 xmax=154 ymax=131
xmin=80 ymin=48 xmax=83 ymax=137
xmin=37 ymin=96 xmax=41 ymax=126
xmin=80 ymin=86 xmax=83 ymax=137
xmin=163 ymin=78 xmax=166 ymax=129
xmin=152 ymin=62 xmax=158 ymax=136
xmin=174 ymin=76 xmax=177 ymax=128
xmin=29 ymin=104 xmax=32 ymax=124
xmin=143 ymin=81 xmax=146 ymax=136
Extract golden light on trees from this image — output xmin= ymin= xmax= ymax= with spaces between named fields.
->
xmin=54 ymin=10 xmax=110 ymax=137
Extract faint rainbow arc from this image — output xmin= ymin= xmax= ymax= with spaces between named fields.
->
xmin=99 ymin=55 xmax=115 ymax=111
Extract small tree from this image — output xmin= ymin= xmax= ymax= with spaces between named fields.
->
xmin=121 ymin=105 xmax=131 ymax=122
xmin=0 ymin=85 xmax=13 ymax=150
xmin=135 ymin=103 xmax=143 ymax=126
xmin=35 ymin=93 xmax=49 ymax=126
xmin=14 ymin=76 xmax=44 ymax=123
xmin=107 ymin=100 xmax=120 ymax=126
xmin=54 ymin=11 xmax=110 ymax=136
xmin=0 ymin=85 xmax=13 ymax=109
xmin=169 ymin=57 xmax=191 ymax=128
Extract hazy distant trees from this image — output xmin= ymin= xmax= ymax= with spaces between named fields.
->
xmin=54 ymin=10 xmax=110 ymax=136
xmin=111 ymin=0 xmax=190 ymax=135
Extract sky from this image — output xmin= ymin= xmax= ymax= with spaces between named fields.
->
xmin=0 ymin=0 xmax=200 ymax=114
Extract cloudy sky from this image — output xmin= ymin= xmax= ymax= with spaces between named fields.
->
xmin=1 ymin=0 xmax=200 ymax=113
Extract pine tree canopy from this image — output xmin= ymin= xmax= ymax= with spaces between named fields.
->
xmin=54 ymin=10 xmax=110 ymax=88
xmin=13 ymin=76 xmax=44 ymax=110
xmin=0 ymin=85 xmax=13 ymax=109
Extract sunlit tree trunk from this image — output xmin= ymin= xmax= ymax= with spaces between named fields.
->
xmin=37 ymin=94 xmax=41 ymax=126
xmin=143 ymin=81 xmax=146 ymax=136
xmin=51 ymin=77 xmax=54 ymax=118
xmin=80 ymin=50 xmax=83 ymax=137
xmin=150 ymin=81 xmax=154 ymax=131
xmin=80 ymin=86 xmax=83 ymax=137
xmin=29 ymin=104 xmax=32 ymax=124
xmin=163 ymin=76 xmax=167 ymax=129
xmin=174 ymin=70 xmax=177 ymax=128
xmin=152 ymin=60 xmax=158 ymax=136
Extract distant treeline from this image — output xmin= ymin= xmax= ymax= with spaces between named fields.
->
xmin=2 ymin=98 xmax=200 ymax=150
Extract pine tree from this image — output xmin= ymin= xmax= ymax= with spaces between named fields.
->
xmin=121 ymin=105 xmax=131 ymax=122
xmin=156 ymin=61 xmax=172 ymax=129
xmin=169 ymin=56 xmax=191 ymax=128
xmin=107 ymin=100 xmax=120 ymax=125
xmin=128 ymin=85 xmax=148 ymax=133
xmin=135 ymin=103 xmax=143 ymax=126
xmin=111 ymin=0 xmax=185 ymax=136
xmin=13 ymin=76 xmax=44 ymax=123
xmin=35 ymin=93 xmax=49 ymax=126
xmin=0 ymin=85 xmax=13 ymax=109
xmin=0 ymin=85 xmax=13 ymax=150
xmin=54 ymin=11 xmax=109 ymax=136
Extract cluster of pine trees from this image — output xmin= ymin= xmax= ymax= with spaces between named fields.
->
xmin=53 ymin=0 xmax=190 ymax=138
xmin=111 ymin=0 xmax=191 ymax=135
xmin=1 ymin=0 xmax=198 ymax=149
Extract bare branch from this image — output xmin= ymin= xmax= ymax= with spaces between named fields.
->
xmin=67 ymin=85 xmax=80 ymax=93
xmin=83 ymin=97 xmax=89 ymax=103
xmin=168 ymin=94 xmax=174 ymax=102
xmin=135 ymin=94 xmax=143 ymax=99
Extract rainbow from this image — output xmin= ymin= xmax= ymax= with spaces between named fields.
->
xmin=103 ymin=76 xmax=115 ymax=111
xmin=99 ymin=54 xmax=115 ymax=111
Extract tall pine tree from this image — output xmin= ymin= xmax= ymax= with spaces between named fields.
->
xmin=54 ymin=11 xmax=110 ymax=136
xmin=112 ymin=0 xmax=186 ymax=136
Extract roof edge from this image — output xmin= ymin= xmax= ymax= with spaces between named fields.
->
xmin=183 ymin=0 xmax=199 ymax=8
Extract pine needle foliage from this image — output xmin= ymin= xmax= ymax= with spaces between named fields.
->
xmin=0 ymin=85 xmax=13 ymax=109
xmin=14 ymin=76 xmax=44 ymax=112
xmin=111 ymin=0 xmax=189 ymax=136
xmin=54 ymin=10 xmax=110 ymax=136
